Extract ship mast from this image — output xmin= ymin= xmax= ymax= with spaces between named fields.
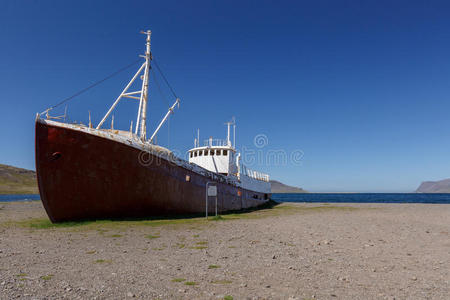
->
xmin=97 ymin=30 xmax=179 ymax=144
xmin=96 ymin=30 xmax=152 ymax=139
xmin=139 ymin=30 xmax=151 ymax=140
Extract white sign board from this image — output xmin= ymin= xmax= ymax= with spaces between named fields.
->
xmin=207 ymin=185 xmax=217 ymax=197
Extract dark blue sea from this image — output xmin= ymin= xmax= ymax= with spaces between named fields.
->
xmin=271 ymin=193 xmax=450 ymax=204
xmin=1 ymin=193 xmax=450 ymax=204
xmin=0 ymin=194 xmax=41 ymax=202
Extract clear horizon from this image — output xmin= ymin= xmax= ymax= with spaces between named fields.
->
xmin=2 ymin=1 xmax=450 ymax=193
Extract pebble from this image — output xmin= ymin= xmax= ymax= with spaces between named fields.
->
xmin=126 ymin=292 xmax=135 ymax=297
xmin=272 ymin=255 xmax=276 ymax=259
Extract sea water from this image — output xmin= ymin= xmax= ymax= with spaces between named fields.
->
xmin=271 ymin=193 xmax=450 ymax=204
xmin=2 ymin=193 xmax=450 ymax=204
xmin=0 ymin=194 xmax=41 ymax=202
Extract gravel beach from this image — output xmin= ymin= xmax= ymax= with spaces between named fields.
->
xmin=0 ymin=201 xmax=449 ymax=299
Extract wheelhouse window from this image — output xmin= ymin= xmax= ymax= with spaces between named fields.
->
xmin=199 ymin=150 xmax=203 ymax=156
xmin=194 ymin=151 xmax=198 ymax=157
xmin=210 ymin=150 xmax=214 ymax=155
xmin=223 ymin=150 xmax=228 ymax=156
xmin=216 ymin=149 xmax=221 ymax=155
xmin=204 ymin=150 xmax=208 ymax=156
xmin=190 ymin=152 xmax=193 ymax=158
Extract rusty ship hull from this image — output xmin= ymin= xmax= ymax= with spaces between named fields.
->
xmin=35 ymin=119 xmax=270 ymax=222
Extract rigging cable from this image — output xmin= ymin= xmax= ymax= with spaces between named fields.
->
xmin=152 ymin=56 xmax=178 ymax=99
xmin=150 ymin=67 xmax=171 ymax=106
xmin=40 ymin=58 xmax=142 ymax=115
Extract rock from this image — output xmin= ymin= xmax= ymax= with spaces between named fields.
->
xmin=272 ymin=255 xmax=276 ymax=259
xmin=265 ymin=285 xmax=271 ymax=288
xmin=412 ymin=276 xmax=417 ymax=281
xmin=126 ymin=292 xmax=135 ymax=297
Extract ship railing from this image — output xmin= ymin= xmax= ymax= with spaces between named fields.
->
xmin=203 ymin=139 xmax=231 ymax=147
xmin=240 ymin=165 xmax=270 ymax=182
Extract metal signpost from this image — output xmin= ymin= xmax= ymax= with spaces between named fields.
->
xmin=206 ymin=182 xmax=217 ymax=219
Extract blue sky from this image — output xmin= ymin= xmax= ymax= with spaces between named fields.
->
xmin=1 ymin=0 xmax=450 ymax=192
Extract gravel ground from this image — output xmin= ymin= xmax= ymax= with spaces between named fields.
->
xmin=0 ymin=201 xmax=449 ymax=300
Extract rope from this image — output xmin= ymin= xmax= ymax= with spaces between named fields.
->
xmin=152 ymin=57 xmax=178 ymax=99
xmin=40 ymin=58 xmax=142 ymax=115
xmin=150 ymin=67 xmax=171 ymax=106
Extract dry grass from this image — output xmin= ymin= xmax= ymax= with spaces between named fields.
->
xmin=0 ymin=203 xmax=361 ymax=232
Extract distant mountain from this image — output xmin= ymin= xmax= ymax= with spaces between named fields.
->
xmin=270 ymin=180 xmax=307 ymax=193
xmin=416 ymin=179 xmax=450 ymax=193
xmin=0 ymin=164 xmax=38 ymax=194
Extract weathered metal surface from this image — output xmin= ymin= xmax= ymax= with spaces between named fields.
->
xmin=35 ymin=121 xmax=269 ymax=222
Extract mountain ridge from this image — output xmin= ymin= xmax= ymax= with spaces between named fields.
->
xmin=270 ymin=180 xmax=307 ymax=193
xmin=416 ymin=178 xmax=450 ymax=193
xmin=0 ymin=164 xmax=38 ymax=194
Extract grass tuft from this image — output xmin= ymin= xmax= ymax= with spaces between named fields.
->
xmin=171 ymin=278 xmax=186 ymax=282
xmin=190 ymin=246 xmax=207 ymax=250
xmin=146 ymin=234 xmax=160 ymax=239
xmin=196 ymin=241 xmax=208 ymax=245
xmin=109 ymin=234 xmax=122 ymax=238
xmin=40 ymin=274 xmax=53 ymax=280
xmin=208 ymin=264 xmax=220 ymax=269
xmin=224 ymin=296 xmax=233 ymax=300
xmin=212 ymin=279 xmax=232 ymax=284
xmin=184 ymin=281 xmax=198 ymax=286
xmin=94 ymin=259 xmax=111 ymax=264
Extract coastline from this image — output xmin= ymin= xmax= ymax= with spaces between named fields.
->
xmin=1 ymin=201 xmax=449 ymax=299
